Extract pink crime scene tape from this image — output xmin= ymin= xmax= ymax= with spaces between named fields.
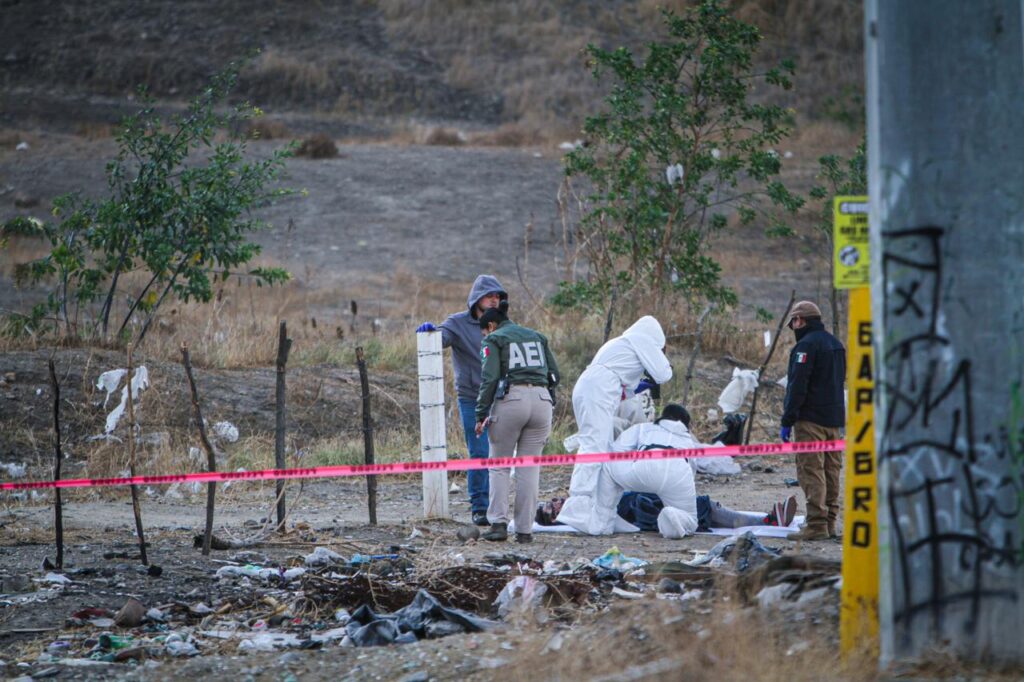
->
xmin=0 ymin=440 xmax=845 ymax=491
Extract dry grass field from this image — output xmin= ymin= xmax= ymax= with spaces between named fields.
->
xmin=0 ymin=3 xmax=929 ymax=680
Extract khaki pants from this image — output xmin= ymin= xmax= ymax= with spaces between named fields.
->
xmin=487 ymin=385 xmax=553 ymax=531
xmin=794 ymin=421 xmax=843 ymax=532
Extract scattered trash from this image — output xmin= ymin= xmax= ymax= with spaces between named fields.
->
xmin=610 ymin=587 xmax=644 ymax=600
xmin=448 ymin=482 xmax=461 ymax=493
xmin=350 ymin=553 xmax=399 ymax=566
xmin=96 ymin=366 xmax=151 ymax=434
xmin=98 ymin=633 xmax=134 ymax=650
xmin=211 ymin=421 xmax=239 ymax=443
xmin=689 ymin=531 xmax=780 ymax=572
xmin=786 ymin=640 xmax=811 ymax=656
xmin=165 ymin=639 xmax=199 ymax=657
xmin=756 ymin=583 xmax=797 ymax=608
xmin=784 ymin=478 xmax=799 ymax=487
xmin=657 ymin=578 xmax=683 ymax=594
xmin=238 ymin=632 xmax=305 ymax=652
xmin=494 ymin=576 xmax=548 ymax=618
xmin=0 ymin=462 xmax=26 ymax=478
xmin=39 ymin=573 xmax=71 ymax=585
xmin=304 ymin=547 xmax=345 ymax=567
xmin=593 ymin=547 xmax=647 ymax=571
xmin=15 ymin=141 xmax=29 ymax=151
xmin=543 ymin=631 xmax=564 ymax=653
xmin=345 ymin=589 xmax=495 ymax=647
xmin=114 ymin=598 xmax=146 ymax=628
xmin=456 ymin=525 xmax=480 ymax=542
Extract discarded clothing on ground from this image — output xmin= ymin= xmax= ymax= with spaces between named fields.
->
xmin=689 ymin=531 xmax=781 ymax=572
xmin=345 ymin=589 xmax=495 ymax=647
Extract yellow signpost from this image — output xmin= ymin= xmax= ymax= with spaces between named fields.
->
xmin=833 ymin=196 xmax=870 ymax=289
xmin=840 ymin=286 xmax=878 ymax=656
xmin=835 ymin=195 xmax=877 ymax=657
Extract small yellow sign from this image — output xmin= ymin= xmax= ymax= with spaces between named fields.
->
xmin=833 ymin=196 xmax=870 ymax=289
xmin=840 ymin=286 xmax=878 ymax=657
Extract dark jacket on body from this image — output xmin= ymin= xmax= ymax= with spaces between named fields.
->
xmin=782 ymin=319 xmax=846 ymax=428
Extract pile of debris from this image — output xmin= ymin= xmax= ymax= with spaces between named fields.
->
xmin=2 ymin=533 xmax=841 ymax=674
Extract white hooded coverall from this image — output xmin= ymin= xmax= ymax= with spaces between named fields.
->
xmin=557 ymin=316 xmax=672 ymax=534
xmin=560 ymin=418 xmax=704 ymax=538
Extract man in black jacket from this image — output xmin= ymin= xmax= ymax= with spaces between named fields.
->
xmin=780 ymin=301 xmax=846 ymax=541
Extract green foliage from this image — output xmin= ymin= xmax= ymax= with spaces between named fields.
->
xmin=821 ymin=85 xmax=865 ymax=130
xmin=556 ymin=1 xmax=803 ymax=311
xmin=809 ymin=139 xmax=867 ymax=242
xmin=8 ymin=60 xmax=296 ymax=342
xmin=755 ymin=306 xmax=774 ymax=324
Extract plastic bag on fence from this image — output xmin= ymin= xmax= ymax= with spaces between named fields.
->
xmin=717 ymin=368 xmax=758 ymax=414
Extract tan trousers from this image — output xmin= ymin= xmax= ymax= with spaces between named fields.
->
xmin=794 ymin=421 xmax=843 ymax=532
xmin=487 ymin=385 xmax=553 ymax=531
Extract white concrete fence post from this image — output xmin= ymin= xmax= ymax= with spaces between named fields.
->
xmin=416 ymin=330 xmax=449 ymax=519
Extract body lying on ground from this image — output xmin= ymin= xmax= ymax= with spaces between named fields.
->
xmin=555 ymin=404 xmax=795 ymax=538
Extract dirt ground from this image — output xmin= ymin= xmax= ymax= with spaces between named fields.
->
xmin=1 ymin=108 xmax=845 ymax=682
xmin=1 ymin=463 xmax=843 ymax=680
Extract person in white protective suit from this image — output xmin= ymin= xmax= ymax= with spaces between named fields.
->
xmin=558 ymin=404 xmax=797 ymax=538
xmin=556 ymin=316 xmax=673 ymax=534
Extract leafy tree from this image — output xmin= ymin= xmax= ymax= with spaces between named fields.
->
xmin=555 ymin=0 xmax=803 ymax=313
xmin=809 ymin=139 xmax=866 ymax=336
xmin=6 ymin=62 xmax=295 ymax=343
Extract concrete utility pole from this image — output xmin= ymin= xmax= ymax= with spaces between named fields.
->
xmin=866 ymin=0 xmax=1024 ymax=665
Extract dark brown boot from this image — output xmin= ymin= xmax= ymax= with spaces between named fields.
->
xmin=515 ymin=533 xmax=533 ymax=544
xmin=482 ymin=523 xmax=508 ymax=542
xmin=789 ymin=525 xmax=829 ymax=541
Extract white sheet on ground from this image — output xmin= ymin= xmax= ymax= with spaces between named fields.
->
xmin=510 ymin=515 xmax=804 ymax=537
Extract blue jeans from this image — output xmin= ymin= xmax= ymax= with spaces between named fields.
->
xmin=458 ymin=398 xmax=490 ymax=513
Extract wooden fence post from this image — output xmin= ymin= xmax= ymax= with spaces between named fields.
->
xmin=125 ymin=343 xmax=148 ymax=565
xmin=356 ymin=347 xmax=377 ymax=525
xmin=180 ymin=343 xmax=219 ymax=555
xmin=47 ymin=358 xmax=64 ymax=569
xmin=275 ymin=321 xmax=292 ymax=532
xmin=744 ymin=291 xmax=795 ymax=445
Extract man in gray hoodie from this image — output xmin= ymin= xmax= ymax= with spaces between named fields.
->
xmin=417 ymin=275 xmax=507 ymax=525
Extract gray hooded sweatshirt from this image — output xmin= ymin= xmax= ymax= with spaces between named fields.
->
xmin=440 ymin=275 xmax=508 ymax=402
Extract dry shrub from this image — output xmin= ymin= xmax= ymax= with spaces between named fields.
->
xmin=791 ymin=119 xmax=862 ymax=156
xmin=73 ymin=122 xmax=116 ymax=140
xmin=469 ymin=123 xmax=545 ymax=147
xmin=507 ymin=596 xmax=864 ymax=682
xmin=422 ymin=126 xmax=465 ymax=146
xmin=245 ymin=48 xmax=333 ymax=101
xmin=244 ymin=118 xmax=292 ymax=141
xmin=296 ymin=133 xmax=340 ymax=159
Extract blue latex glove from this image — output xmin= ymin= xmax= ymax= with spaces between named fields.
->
xmin=634 ymin=379 xmax=656 ymax=395
xmin=780 ymin=426 xmax=792 ymax=443
xmin=416 ymin=322 xmax=436 ymax=333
